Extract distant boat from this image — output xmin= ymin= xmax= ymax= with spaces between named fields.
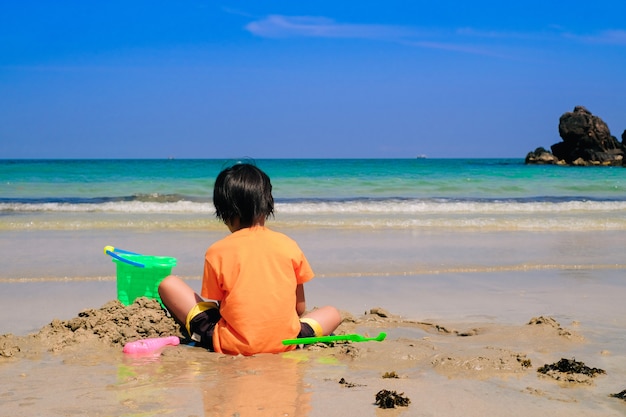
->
xmin=416 ymin=154 xmax=427 ymax=159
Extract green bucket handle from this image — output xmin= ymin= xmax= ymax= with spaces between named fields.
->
xmin=104 ymin=245 xmax=145 ymax=268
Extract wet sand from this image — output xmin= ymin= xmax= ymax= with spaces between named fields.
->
xmin=2 ymin=227 xmax=626 ymax=415
xmin=2 ymin=272 xmax=626 ymax=417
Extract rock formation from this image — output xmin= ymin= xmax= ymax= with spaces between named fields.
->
xmin=526 ymin=106 xmax=625 ymax=166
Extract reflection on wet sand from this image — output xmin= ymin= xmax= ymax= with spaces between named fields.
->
xmin=201 ymin=353 xmax=312 ymax=417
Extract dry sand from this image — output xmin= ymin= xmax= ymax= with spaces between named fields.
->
xmin=2 ymin=298 xmax=625 ymax=416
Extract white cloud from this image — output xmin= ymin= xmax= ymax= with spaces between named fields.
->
xmin=405 ymin=40 xmax=508 ymax=58
xmin=245 ymin=15 xmax=517 ymax=58
xmin=245 ymin=15 xmax=418 ymax=40
xmin=460 ymin=26 xmax=626 ymax=46
xmin=571 ymin=29 xmax=626 ymax=45
xmin=243 ymin=14 xmax=625 ymax=60
xmin=455 ymin=27 xmax=549 ymax=41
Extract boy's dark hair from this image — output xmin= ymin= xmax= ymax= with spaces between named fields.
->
xmin=213 ymin=163 xmax=274 ymax=227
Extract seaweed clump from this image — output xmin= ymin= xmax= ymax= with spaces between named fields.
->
xmin=610 ymin=390 xmax=626 ymax=401
xmin=338 ymin=377 xmax=364 ymax=388
xmin=375 ymin=390 xmax=411 ymax=409
xmin=537 ymin=358 xmax=605 ymax=377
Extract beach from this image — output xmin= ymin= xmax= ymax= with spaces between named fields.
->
xmin=3 ymin=0 xmax=626 ymax=407
xmin=2 ymin=226 xmax=626 ymax=416
xmin=2 ymin=159 xmax=626 ymax=416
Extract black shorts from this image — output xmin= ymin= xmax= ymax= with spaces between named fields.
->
xmin=187 ymin=303 xmax=321 ymax=350
xmin=188 ymin=305 xmax=221 ymax=350
xmin=298 ymin=321 xmax=316 ymax=338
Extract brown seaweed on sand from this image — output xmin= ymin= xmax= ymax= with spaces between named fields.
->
xmin=537 ymin=358 xmax=605 ymax=377
xmin=609 ymin=390 xmax=626 ymax=401
xmin=338 ymin=377 xmax=365 ymax=388
xmin=537 ymin=358 xmax=605 ymax=385
xmin=375 ymin=390 xmax=411 ymax=409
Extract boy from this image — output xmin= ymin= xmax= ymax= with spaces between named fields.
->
xmin=158 ymin=163 xmax=341 ymax=355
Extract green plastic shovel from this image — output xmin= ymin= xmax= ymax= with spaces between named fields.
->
xmin=282 ymin=332 xmax=386 ymax=345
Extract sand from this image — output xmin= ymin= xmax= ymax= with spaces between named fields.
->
xmin=2 ymin=226 xmax=626 ymax=416
xmin=2 ymin=297 xmax=625 ymax=417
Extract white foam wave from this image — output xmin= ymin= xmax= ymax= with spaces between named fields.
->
xmin=277 ymin=200 xmax=626 ymax=214
xmin=0 ymin=201 xmax=214 ymax=213
xmin=3 ymin=199 xmax=626 ymax=215
xmin=3 ymin=199 xmax=626 ymax=232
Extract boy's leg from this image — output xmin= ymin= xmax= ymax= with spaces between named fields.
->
xmin=301 ymin=306 xmax=342 ymax=336
xmin=159 ymin=275 xmax=220 ymax=348
xmin=158 ymin=275 xmax=203 ymax=326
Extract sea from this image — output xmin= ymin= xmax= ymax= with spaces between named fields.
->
xmin=4 ymin=158 xmax=626 ymax=233
xmin=2 ymin=158 xmax=626 ymax=337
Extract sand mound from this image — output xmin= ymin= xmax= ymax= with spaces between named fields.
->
xmin=1 ymin=298 xmax=181 ymax=357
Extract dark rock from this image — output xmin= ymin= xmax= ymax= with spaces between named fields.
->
xmin=525 ymin=147 xmax=561 ymax=165
xmin=558 ymin=106 xmax=611 ymax=144
xmin=526 ymin=106 xmax=625 ymax=166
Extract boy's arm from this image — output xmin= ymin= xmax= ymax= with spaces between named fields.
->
xmin=295 ymin=284 xmax=306 ymax=316
xmin=201 ymin=256 xmax=223 ymax=301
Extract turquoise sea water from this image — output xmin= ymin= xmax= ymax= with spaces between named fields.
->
xmin=3 ymin=158 xmax=626 ymax=232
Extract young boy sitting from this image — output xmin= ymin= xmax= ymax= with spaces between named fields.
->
xmin=158 ymin=163 xmax=342 ymax=355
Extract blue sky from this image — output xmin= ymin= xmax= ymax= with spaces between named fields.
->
xmin=1 ymin=1 xmax=625 ymax=159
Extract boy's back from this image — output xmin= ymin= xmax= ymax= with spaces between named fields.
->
xmin=202 ymin=226 xmax=314 ymax=355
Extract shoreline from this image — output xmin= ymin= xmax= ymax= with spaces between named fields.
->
xmin=2 ymin=267 xmax=626 ymax=337
xmin=3 ymin=267 xmax=626 ymax=337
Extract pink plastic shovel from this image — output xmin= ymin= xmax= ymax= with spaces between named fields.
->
xmin=123 ymin=336 xmax=180 ymax=354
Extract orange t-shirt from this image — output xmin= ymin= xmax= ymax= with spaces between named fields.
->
xmin=201 ymin=226 xmax=314 ymax=355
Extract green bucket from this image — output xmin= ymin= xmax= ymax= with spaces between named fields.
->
xmin=105 ymin=246 xmax=176 ymax=308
